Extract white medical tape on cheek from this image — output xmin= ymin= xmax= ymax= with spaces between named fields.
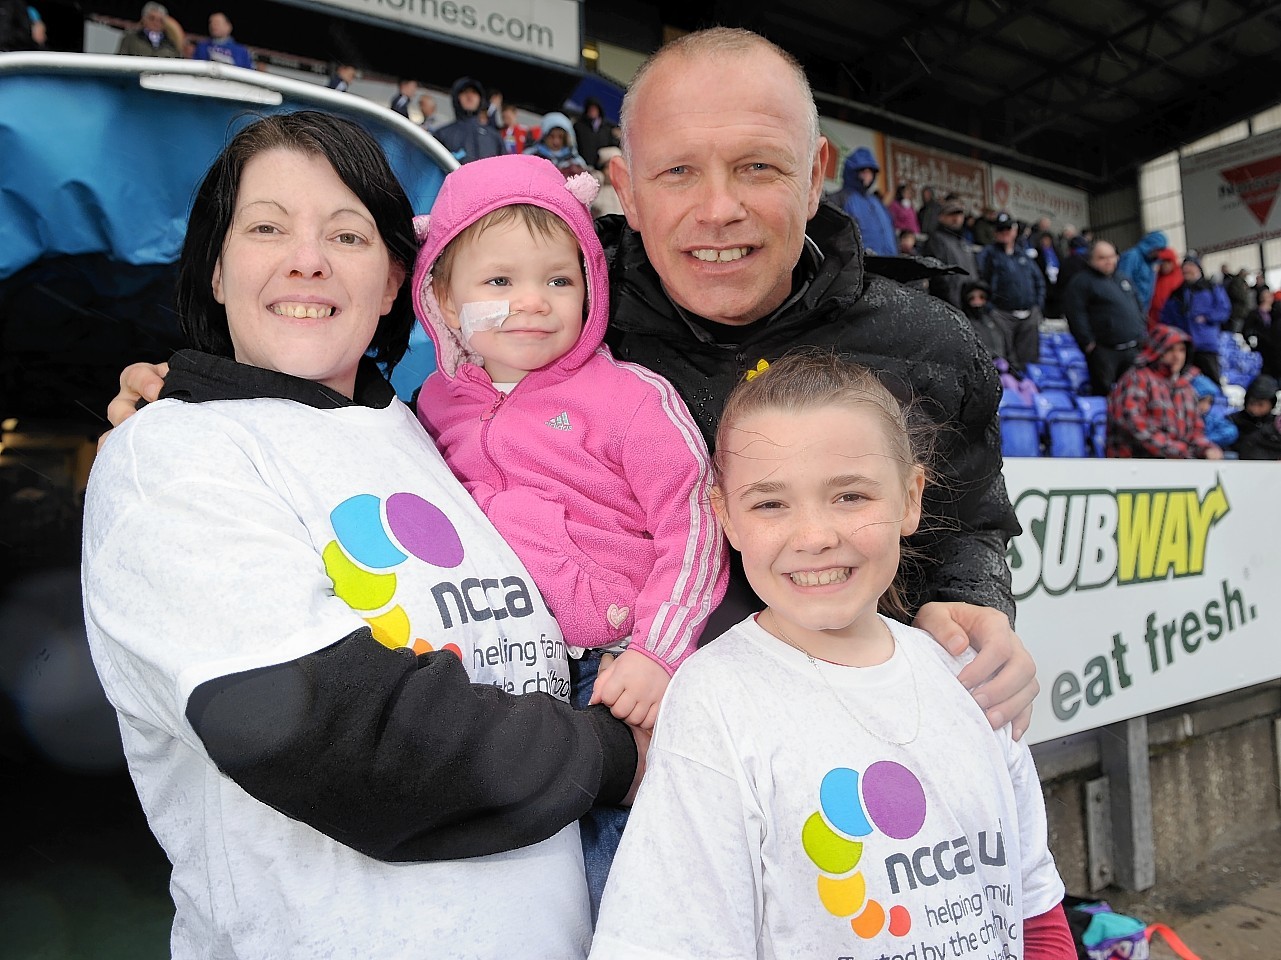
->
xmin=457 ymin=300 xmax=511 ymax=343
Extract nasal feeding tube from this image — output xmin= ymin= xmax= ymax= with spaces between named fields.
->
xmin=458 ymin=300 xmax=512 ymax=344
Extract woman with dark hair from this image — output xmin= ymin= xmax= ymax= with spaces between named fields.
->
xmin=83 ymin=111 xmax=637 ymax=960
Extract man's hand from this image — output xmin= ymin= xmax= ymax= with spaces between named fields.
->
xmin=913 ymin=601 xmax=1039 ymax=740
xmin=590 ymin=649 xmax=671 ymax=731
xmin=622 ymin=723 xmax=652 ymax=806
xmin=100 ymin=361 xmax=169 ymax=449
xmin=1204 ymin=445 xmax=1224 ymax=461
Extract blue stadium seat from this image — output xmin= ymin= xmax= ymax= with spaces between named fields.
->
xmin=1035 ymin=391 xmax=1088 ymax=457
xmin=1076 ymin=396 xmax=1108 ymax=457
xmin=1000 ymin=404 xmax=1041 ymax=457
xmin=1025 ymin=362 xmax=1071 ymax=392
xmin=1065 ymin=363 xmax=1090 ymax=395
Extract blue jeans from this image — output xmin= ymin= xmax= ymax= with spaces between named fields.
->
xmin=570 ymin=650 xmax=632 ymax=924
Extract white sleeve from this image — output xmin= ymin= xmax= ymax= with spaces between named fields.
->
xmin=1007 ymin=735 xmax=1067 ymax=919
xmin=590 ymin=673 xmax=763 ymax=959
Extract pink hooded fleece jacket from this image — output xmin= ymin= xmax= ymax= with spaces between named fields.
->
xmin=412 ymin=154 xmax=726 ymax=671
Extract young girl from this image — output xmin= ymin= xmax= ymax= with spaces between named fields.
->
xmin=411 ymin=152 xmax=727 ymax=909
xmin=590 ymin=353 xmax=1074 ymax=958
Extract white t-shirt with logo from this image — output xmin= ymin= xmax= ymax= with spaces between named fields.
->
xmin=590 ymin=615 xmax=1064 ymax=960
xmin=83 ymin=393 xmax=589 ymax=959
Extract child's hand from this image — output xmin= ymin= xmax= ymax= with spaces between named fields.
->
xmin=590 ymin=649 xmax=671 ymax=731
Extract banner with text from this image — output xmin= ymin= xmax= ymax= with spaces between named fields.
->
xmin=1180 ymin=127 xmax=1281 ymax=254
xmin=303 ymin=0 xmax=580 ymax=68
xmin=1003 ymin=459 xmax=1281 ymax=745
xmin=989 ymin=164 xmax=1089 ymax=231
xmin=885 ymin=137 xmax=990 ymax=215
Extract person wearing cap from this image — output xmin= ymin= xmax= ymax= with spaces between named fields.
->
xmin=978 ymin=212 xmax=1044 ymax=365
xmin=922 ymin=196 xmax=979 ymax=308
xmin=1116 ymin=231 xmax=1168 ymax=313
xmin=1062 ymin=239 xmax=1148 ymax=396
xmin=435 ymin=76 xmax=505 ymax=164
xmin=1160 ymin=255 xmax=1230 ymax=384
xmin=1106 ymin=324 xmax=1223 ymax=460
xmin=827 ymin=146 xmax=897 ymax=256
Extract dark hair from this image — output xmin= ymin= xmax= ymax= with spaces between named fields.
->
xmin=176 ymin=111 xmax=417 ymax=371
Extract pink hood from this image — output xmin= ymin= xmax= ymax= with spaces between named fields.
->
xmin=411 ymin=154 xmax=607 ymax=379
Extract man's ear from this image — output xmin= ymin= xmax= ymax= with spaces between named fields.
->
xmin=610 ymin=153 xmax=641 ymax=231
xmin=806 ymin=136 xmax=830 ymax=219
xmin=710 ymin=485 xmax=740 ymax=551
xmin=900 ymin=466 xmax=925 ymax=537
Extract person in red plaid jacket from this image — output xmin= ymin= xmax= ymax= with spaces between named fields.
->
xmin=1106 ymin=324 xmax=1225 ymax=460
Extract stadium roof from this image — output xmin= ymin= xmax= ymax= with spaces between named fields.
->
xmin=646 ymin=0 xmax=1281 ymax=190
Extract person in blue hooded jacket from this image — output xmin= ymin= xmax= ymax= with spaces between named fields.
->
xmin=1116 ymin=230 xmax=1168 ymax=313
xmin=435 ymin=76 xmax=505 ymax=164
xmin=828 ymin=147 xmax=896 ymax=256
xmin=1160 ymin=255 xmax=1231 ymax=384
xmin=524 ymin=111 xmax=589 ymax=175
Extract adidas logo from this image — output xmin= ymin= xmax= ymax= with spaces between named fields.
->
xmin=546 ymin=411 xmax=572 ymax=431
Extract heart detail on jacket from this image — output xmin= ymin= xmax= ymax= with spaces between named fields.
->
xmin=607 ymin=604 xmax=630 ymax=629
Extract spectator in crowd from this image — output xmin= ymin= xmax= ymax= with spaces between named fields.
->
xmin=574 ymin=96 xmax=616 ymax=171
xmin=115 ymin=1 xmax=182 ymax=58
xmin=897 ymin=228 xmax=919 ymax=256
xmin=1062 ymin=239 xmax=1147 ymax=396
xmin=921 ymin=196 xmax=979 ymax=308
xmin=1031 ymin=228 xmax=1062 ymax=317
xmin=1191 ymin=375 xmax=1238 ymax=450
xmin=1229 ymin=374 xmax=1280 ymax=458
xmin=487 ymin=88 xmax=503 ymax=125
xmin=389 ymin=78 xmax=416 ymax=118
xmin=591 ymin=145 xmax=625 ymax=217
xmin=1116 ymin=230 xmax=1168 ymax=314
xmin=1243 ymin=287 xmax=1281 ymax=379
xmin=1221 ymin=263 xmax=1252 ymax=333
xmin=435 ymin=76 xmax=504 ymax=164
xmin=1147 ymin=247 xmax=1181 ymax=328
xmin=978 ymin=212 xmax=1043 ymax=365
xmin=1106 ymin=324 xmax=1222 ymax=460
xmin=1160 ymin=254 xmax=1230 ymax=384
xmin=972 ymin=206 xmax=999 ymax=247
xmin=918 ymin=185 xmax=942 ymax=236
xmin=888 ymin=183 xmax=921 ymax=236
xmin=418 ymin=93 xmax=441 ymax=132
xmin=1060 ymin=223 xmax=1079 ymax=250
xmin=1056 ymin=234 xmax=1090 ymax=293
xmin=960 ymin=280 xmax=1019 ymax=370
xmin=499 ymin=102 xmax=528 ymax=154
xmin=327 ymin=63 xmax=356 ymax=92
xmin=524 ymin=111 xmax=589 ymax=175
xmin=192 ymin=11 xmax=251 ymax=69
xmin=829 ymin=147 xmax=896 ymax=256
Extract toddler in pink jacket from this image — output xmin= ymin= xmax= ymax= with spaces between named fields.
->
xmin=412 ymin=154 xmax=728 ymax=912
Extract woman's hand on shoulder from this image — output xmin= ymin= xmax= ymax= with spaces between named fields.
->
xmin=912 ymin=601 xmax=1039 ymax=740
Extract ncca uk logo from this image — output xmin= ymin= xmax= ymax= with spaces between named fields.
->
xmin=1007 ymin=479 xmax=1230 ymax=601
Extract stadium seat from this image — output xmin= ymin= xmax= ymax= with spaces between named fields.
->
xmin=1076 ymin=396 xmax=1108 ymax=457
xmin=1000 ymin=404 xmax=1041 ymax=457
xmin=1035 ymin=391 xmax=1088 ymax=457
xmin=1025 ymin=362 xmax=1071 ymax=392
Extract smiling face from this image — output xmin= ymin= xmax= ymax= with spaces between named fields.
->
xmin=713 ymin=403 xmax=923 ymax=654
xmin=437 ymin=216 xmax=585 ymax=383
xmin=611 ymin=47 xmax=825 ymax=326
xmin=212 ymin=149 xmax=402 ymax=398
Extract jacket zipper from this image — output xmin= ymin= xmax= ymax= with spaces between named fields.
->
xmin=478 ymin=389 xmax=511 ymax=492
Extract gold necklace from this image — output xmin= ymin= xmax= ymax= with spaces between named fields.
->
xmin=766 ymin=611 xmax=921 ymax=747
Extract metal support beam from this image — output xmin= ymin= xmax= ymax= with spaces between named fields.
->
xmin=1099 ymin=717 xmax=1156 ymax=891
